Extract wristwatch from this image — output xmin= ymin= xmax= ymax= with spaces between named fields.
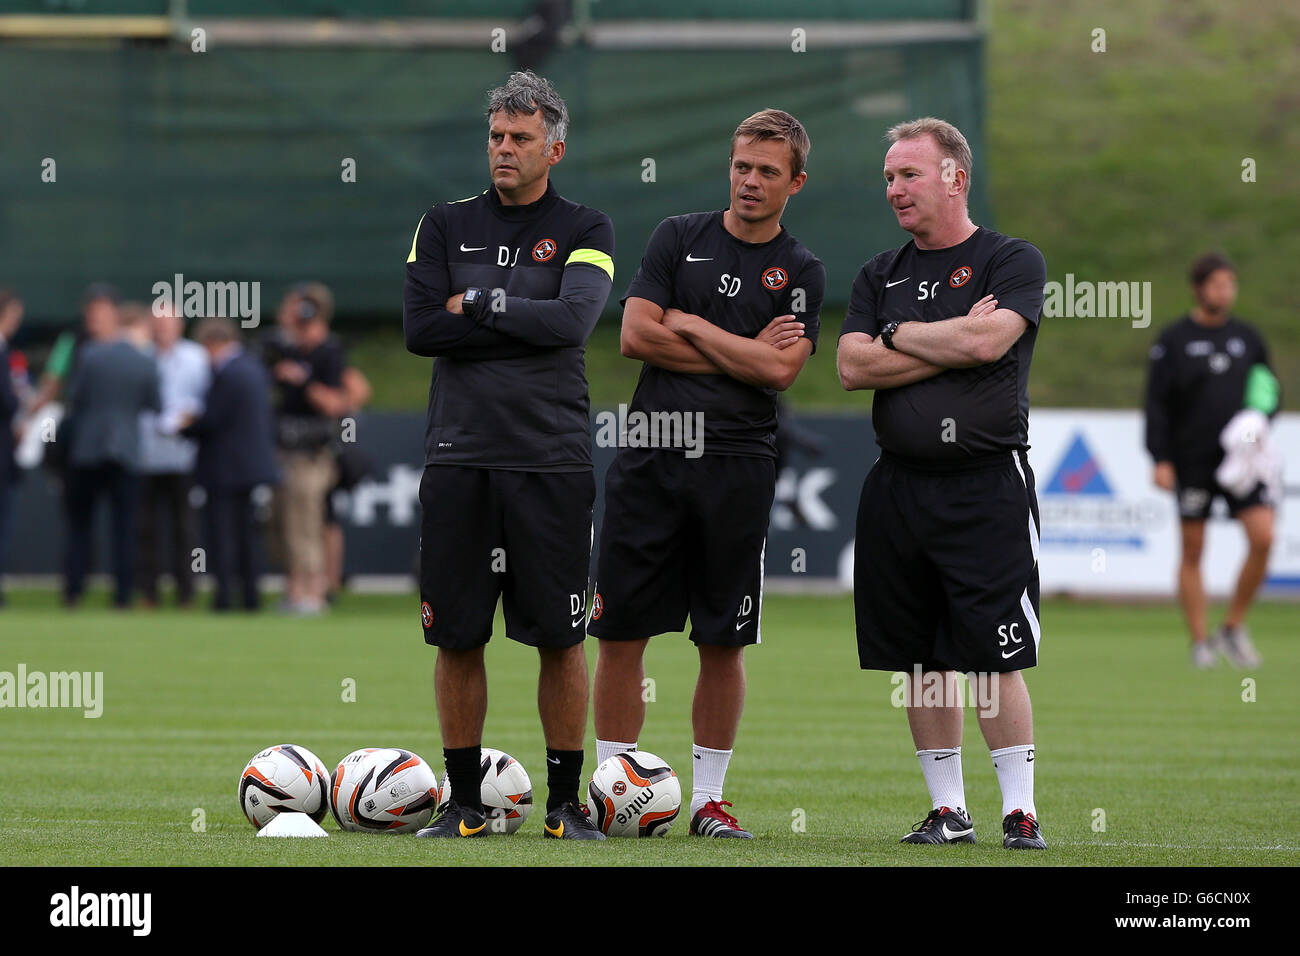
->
xmin=461 ymin=287 xmax=486 ymax=321
xmin=880 ymin=319 xmax=903 ymax=351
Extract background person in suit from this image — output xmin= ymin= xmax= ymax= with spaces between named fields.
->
xmin=0 ymin=288 xmax=24 ymax=608
xmin=28 ymin=282 xmax=121 ymax=417
xmin=183 ymin=318 xmax=279 ymax=611
xmin=62 ymin=302 xmax=162 ymax=608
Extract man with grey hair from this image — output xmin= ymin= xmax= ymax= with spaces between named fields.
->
xmin=404 ymin=70 xmax=614 ymax=839
xmin=838 ymin=117 xmax=1049 ymax=850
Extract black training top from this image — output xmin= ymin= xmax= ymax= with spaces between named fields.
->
xmin=1144 ymin=314 xmax=1273 ymax=470
xmin=621 ymin=210 xmax=825 ymax=459
xmin=403 ymin=181 xmax=614 ymax=471
xmin=842 ymin=226 xmax=1046 ymax=462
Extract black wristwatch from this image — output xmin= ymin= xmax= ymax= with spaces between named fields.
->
xmin=880 ymin=319 xmax=903 ymax=351
xmin=461 ymin=287 xmax=486 ymax=321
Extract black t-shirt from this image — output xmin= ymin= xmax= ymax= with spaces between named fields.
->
xmin=1144 ymin=314 xmax=1273 ymax=470
xmin=621 ymin=211 xmax=825 ymax=459
xmin=273 ymin=334 xmax=345 ymax=419
xmin=841 ymin=227 xmax=1046 ymax=462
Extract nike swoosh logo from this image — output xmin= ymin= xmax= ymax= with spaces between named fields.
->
xmin=1001 ymin=646 xmax=1026 ymax=659
xmin=1027 ymin=752 xmax=1034 ymax=762
xmin=459 ymin=819 xmax=485 ymax=837
xmin=546 ymin=821 xmax=564 ymax=838
xmin=885 ymin=277 xmax=910 ymax=288
xmin=686 ymin=254 xmax=713 ymax=262
xmin=460 ymin=243 xmax=487 ymax=252
xmin=547 ymin=757 xmax=560 ymax=765
xmin=694 ymin=754 xmax=701 ymax=759
xmin=933 ymin=753 xmax=957 ymax=761
xmin=572 ymin=615 xmax=586 ymax=628
xmin=735 ymin=619 xmax=750 ymax=630
xmin=941 ymin=824 xmax=973 ymax=840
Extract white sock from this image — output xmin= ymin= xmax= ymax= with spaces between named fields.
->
xmin=990 ymin=744 xmax=1036 ymax=818
xmin=596 ymin=739 xmax=636 ymax=766
xmin=916 ymin=748 xmax=966 ymax=812
xmin=690 ymin=744 xmax=732 ymax=817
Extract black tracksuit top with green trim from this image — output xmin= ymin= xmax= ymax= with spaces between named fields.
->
xmin=403 ymin=181 xmax=615 ymax=471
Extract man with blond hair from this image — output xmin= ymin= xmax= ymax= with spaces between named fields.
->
xmin=838 ymin=117 xmax=1048 ymax=849
xmin=589 ymin=109 xmax=825 ymax=838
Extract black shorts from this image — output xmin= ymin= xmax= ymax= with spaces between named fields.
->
xmin=418 ymin=465 xmax=594 ymax=650
xmin=854 ymin=451 xmax=1041 ymax=674
xmin=588 ymin=447 xmax=775 ymax=647
xmin=1175 ymin=466 xmax=1272 ymax=521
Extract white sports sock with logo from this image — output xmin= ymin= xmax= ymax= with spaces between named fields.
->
xmin=990 ymin=744 xmax=1036 ymax=818
xmin=916 ymin=748 xmax=966 ymax=812
xmin=595 ymin=739 xmax=637 ymax=766
xmin=690 ymin=744 xmax=732 ymax=817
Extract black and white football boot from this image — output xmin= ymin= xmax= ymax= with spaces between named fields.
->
xmin=900 ymin=806 xmax=976 ymax=844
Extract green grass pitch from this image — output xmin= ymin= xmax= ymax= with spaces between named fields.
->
xmin=1 ymin=591 xmax=1295 ymax=866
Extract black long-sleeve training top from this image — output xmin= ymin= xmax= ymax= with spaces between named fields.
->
xmin=404 ymin=181 xmax=614 ymax=472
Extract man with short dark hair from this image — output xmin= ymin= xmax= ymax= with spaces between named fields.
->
xmin=838 ymin=117 xmax=1048 ymax=850
xmin=184 ymin=318 xmax=279 ymax=612
xmin=269 ymin=283 xmax=347 ymax=616
xmin=63 ymin=302 xmax=161 ymax=608
xmin=1144 ymin=253 xmax=1277 ymax=669
xmin=29 ymin=284 xmax=120 ymax=418
xmin=589 ymin=108 xmax=825 ymax=839
xmin=404 ymin=70 xmax=614 ymax=839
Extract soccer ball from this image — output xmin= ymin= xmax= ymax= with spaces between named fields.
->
xmin=330 ymin=748 xmax=441 ymax=834
xmin=587 ymin=751 xmax=681 ymax=837
xmin=439 ymin=747 xmax=533 ymax=834
xmin=238 ymin=743 xmax=331 ymax=829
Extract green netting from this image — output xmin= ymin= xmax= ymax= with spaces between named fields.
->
xmin=1 ymin=40 xmax=986 ymax=325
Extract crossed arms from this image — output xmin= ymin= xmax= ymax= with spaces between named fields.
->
xmin=620 ymin=297 xmax=813 ymax=392
xmin=402 ymin=208 xmax=613 ymax=360
xmin=837 ymin=295 xmax=1030 ymax=391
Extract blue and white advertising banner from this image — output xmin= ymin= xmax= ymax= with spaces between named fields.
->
xmin=1026 ymin=409 xmax=1298 ymax=596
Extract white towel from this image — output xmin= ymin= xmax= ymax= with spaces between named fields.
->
xmin=1215 ymin=409 xmax=1281 ymax=501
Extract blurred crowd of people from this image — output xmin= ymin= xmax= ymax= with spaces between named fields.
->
xmin=0 ymin=282 xmax=370 ymax=613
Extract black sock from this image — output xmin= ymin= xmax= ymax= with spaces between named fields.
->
xmin=444 ymin=746 xmax=484 ymax=813
xmin=545 ymin=748 xmax=584 ymax=812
